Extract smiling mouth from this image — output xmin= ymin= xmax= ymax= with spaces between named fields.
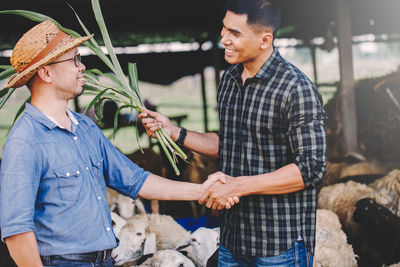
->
xmin=225 ymin=48 xmax=236 ymax=56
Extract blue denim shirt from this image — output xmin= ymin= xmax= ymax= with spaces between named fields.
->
xmin=0 ymin=103 xmax=150 ymax=256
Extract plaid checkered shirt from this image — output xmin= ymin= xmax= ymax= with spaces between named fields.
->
xmin=217 ymin=49 xmax=327 ymax=257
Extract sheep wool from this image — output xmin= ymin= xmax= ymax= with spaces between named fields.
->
xmin=314 ymin=209 xmax=358 ymax=267
xmin=369 ymin=169 xmax=400 ymax=216
xmin=317 ymin=181 xmax=375 ymax=230
xmin=138 ymin=249 xmax=195 ymax=267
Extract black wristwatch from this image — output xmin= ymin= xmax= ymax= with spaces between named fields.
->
xmin=176 ymin=127 xmax=187 ymax=147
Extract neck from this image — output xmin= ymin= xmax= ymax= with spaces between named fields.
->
xmin=241 ymin=47 xmax=274 ymax=83
xmin=30 ymin=86 xmax=71 ymax=128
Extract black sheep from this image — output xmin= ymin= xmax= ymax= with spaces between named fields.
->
xmin=353 ymin=198 xmax=400 ymax=266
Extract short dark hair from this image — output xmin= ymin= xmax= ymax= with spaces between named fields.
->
xmin=225 ymin=0 xmax=281 ymax=36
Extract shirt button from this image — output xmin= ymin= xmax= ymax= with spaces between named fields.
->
xmin=66 ymin=172 xmax=70 ymax=177
xmin=76 ymin=170 xmax=80 ymax=175
xmin=106 ymin=227 xmax=111 ymax=231
xmin=86 ymin=167 xmax=89 ymax=171
xmin=73 ymin=136 xmax=78 ymax=140
xmin=97 ymin=196 xmax=101 ymax=200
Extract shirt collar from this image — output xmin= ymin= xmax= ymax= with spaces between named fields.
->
xmin=25 ymin=103 xmax=79 ymax=130
xmin=229 ymin=48 xmax=282 ymax=82
xmin=255 ymin=48 xmax=282 ymax=80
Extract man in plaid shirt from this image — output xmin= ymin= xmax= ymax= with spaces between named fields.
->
xmin=140 ymin=0 xmax=327 ymax=266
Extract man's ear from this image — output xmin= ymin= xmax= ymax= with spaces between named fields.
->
xmin=36 ymin=66 xmax=52 ymax=83
xmin=260 ymin=31 xmax=273 ymax=49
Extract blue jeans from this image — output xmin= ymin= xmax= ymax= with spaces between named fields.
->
xmin=42 ymin=254 xmax=114 ymax=267
xmin=218 ymin=241 xmax=313 ymax=267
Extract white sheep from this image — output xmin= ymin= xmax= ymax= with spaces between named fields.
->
xmin=111 ymin=211 xmax=127 ymax=237
xmin=106 ymin=188 xmax=146 ymax=219
xmin=314 ymin=209 xmax=358 ymax=267
xmin=111 ymin=213 xmax=191 ymax=266
xmin=318 ymin=181 xmax=375 ymax=231
xmin=111 ymin=214 xmax=149 ymax=266
xmin=317 ymin=180 xmax=392 ymax=232
xmin=317 ymin=179 xmax=399 ymax=266
xmin=369 ymin=169 xmax=400 ymax=216
xmin=175 ymin=227 xmax=220 ymax=267
xmin=138 ymin=249 xmax=195 ymax=267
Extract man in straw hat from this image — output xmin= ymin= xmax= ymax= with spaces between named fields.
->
xmin=140 ymin=0 xmax=327 ymax=266
xmin=0 ymin=20 xmax=238 ymax=266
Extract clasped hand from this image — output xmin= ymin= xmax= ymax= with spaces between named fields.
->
xmin=200 ymin=172 xmax=240 ymax=210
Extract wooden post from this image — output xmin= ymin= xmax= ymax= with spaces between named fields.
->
xmin=335 ymin=0 xmax=358 ymax=153
xmin=310 ymin=45 xmax=318 ymax=85
xmin=200 ymin=69 xmax=209 ymax=132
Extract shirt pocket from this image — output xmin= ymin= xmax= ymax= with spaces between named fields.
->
xmin=89 ymin=153 xmax=104 ymax=177
xmin=54 ymin=161 xmax=82 ymax=201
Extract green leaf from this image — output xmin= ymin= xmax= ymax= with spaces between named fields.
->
xmin=91 ymin=0 xmax=126 ymax=87
xmin=66 ymin=4 xmax=118 ymax=74
xmin=0 ymin=10 xmax=81 ymax=38
xmin=6 ymin=96 xmax=31 ymax=136
xmin=0 ymin=87 xmax=11 ymax=99
xmin=0 ymin=65 xmax=14 ymax=70
xmin=0 ymin=68 xmax=16 ymax=82
xmin=84 ymin=87 xmax=113 ymax=115
xmin=84 ymin=70 xmax=100 ymax=82
xmin=111 ymin=104 xmax=132 ymax=140
xmin=0 ymin=87 xmax=17 ymax=110
xmin=102 ymin=73 xmax=124 ymax=87
xmin=0 ymin=10 xmax=55 ymax=24
xmin=94 ymin=97 xmax=107 ymax=121
xmin=128 ymin=62 xmax=143 ymax=105
xmin=83 ymin=84 xmax=101 ymax=93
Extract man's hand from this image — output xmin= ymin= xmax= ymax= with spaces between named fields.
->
xmin=199 ymin=171 xmax=240 ymax=210
xmin=138 ymin=107 xmax=181 ymax=141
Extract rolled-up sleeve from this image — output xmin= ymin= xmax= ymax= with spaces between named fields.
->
xmin=287 ymin=83 xmax=327 ymax=188
xmin=0 ymin=138 xmax=41 ymax=242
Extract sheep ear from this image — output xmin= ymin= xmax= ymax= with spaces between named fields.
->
xmin=175 ymin=237 xmax=192 ymax=251
xmin=135 ymin=198 xmax=147 ymax=214
xmin=143 ymin=232 xmax=157 ymax=255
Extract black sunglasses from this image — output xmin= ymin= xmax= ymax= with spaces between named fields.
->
xmin=47 ymin=54 xmax=81 ymax=67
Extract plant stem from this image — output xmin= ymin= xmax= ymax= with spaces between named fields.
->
xmin=160 ymin=128 xmax=187 ymax=160
xmin=155 ymin=130 xmax=180 ymax=176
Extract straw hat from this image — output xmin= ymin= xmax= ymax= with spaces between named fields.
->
xmin=5 ymin=20 xmax=93 ymax=88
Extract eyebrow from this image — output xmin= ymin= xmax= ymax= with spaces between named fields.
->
xmin=223 ymin=24 xmax=242 ymax=35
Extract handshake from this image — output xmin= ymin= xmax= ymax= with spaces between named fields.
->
xmin=199 ymin=171 xmax=240 ymax=210
xmin=139 ymin=108 xmax=240 ymax=210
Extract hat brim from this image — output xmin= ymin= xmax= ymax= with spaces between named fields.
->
xmin=5 ymin=34 xmax=93 ymax=89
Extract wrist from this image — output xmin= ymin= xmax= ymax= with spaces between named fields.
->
xmin=171 ymin=125 xmax=182 ymax=142
xmin=175 ymin=127 xmax=187 ymax=147
xmin=235 ymin=176 xmax=247 ymax=197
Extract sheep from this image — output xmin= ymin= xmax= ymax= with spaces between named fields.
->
xmin=323 ymin=161 xmax=387 ymax=186
xmin=106 ymin=188 xmax=147 ymax=219
xmin=318 ymin=181 xmax=375 ymax=231
xmin=111 ymin=211 xmax=127 ymax=237
xmin=175 ymin=227 xmax=220 ymax=267
xmin=138 ymin=249 xmax=195 ymax=267
xmin=369 ymin=169 xmax=400 ymax=217
xmin=111 ymin=215 xmax=149 ymax=266
xmin=317 ymin=180 xmax=400 ymax=266
xmin=353 ymin=198 xmax=400 ymax=266
xmin=111 ymin=213 xmax=191 ymax=266
xmin=313 ymin=209 xmax=358 ymax=267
